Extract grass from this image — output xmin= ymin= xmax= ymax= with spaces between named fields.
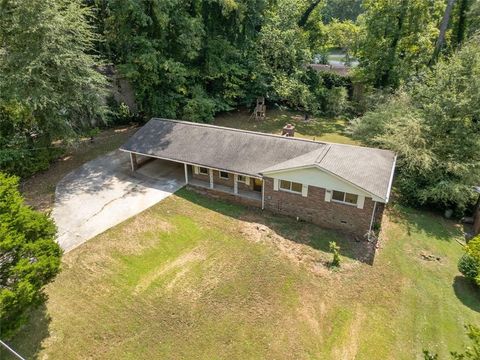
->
xmin=3 ymin=190 xmax=479 ymax=359
xmin=213 ymin=108 xmax=359 ymax=145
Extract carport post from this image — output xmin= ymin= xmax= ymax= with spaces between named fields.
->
xmin=130 ymin=153 xmax=138 ymax=172
xmin=184 ymin=163 xmax=188 ymax=184
xmin=209 ymin=169 xmax=214 ymax=189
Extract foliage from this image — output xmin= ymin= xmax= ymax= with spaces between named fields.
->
xmin=321 ymin=0 xmax=363 ymax=22
xmin=329 ymin=241 xmax=341 ymax=267
xmin=0 ymin=0 xmax=107 ymax=177
xmin=424 ymin=325 xmax=480 ymax=359
xmin=357 ymin=0 xmax=445 ymax=88
xmin=458 ymin=236 xmax=480 ymax=286
xmin=350 ymin=37 xmax=480 ymax=212
xmin=0 ymin=173 xmax=62 ymax=338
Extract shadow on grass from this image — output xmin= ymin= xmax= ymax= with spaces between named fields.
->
xmin=388 ymin=204 xmax=463 ymax=242
xmin=453 ymin=276 xmax=480 ymax=313
xmin=0 ymin=303 xmax=51 ymax=360
xmin=176 ymin=188 xmax=377 ymax=265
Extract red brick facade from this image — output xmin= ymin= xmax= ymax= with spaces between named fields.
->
xmin=263 ymin=177 xmax=385 ymax=237
xmin=186 ymin=184 xmax=261 ymax=208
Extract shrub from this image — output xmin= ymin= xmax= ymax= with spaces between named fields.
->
xmin=458 ymin=235 xmax=480 ymax=286
xmin=0 ymin=173 xmax=62 ymax=338
xmin=329 ymin=241 xmax=341 ymax=267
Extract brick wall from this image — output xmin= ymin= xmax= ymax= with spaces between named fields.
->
xmin=187 ymin=184 xmax=261 ymax=208
xmin=263 ymin=177 xmax=385 ymax=237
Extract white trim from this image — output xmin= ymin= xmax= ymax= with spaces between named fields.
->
xmin=325 ymin=189 xmax=332 ymax=202
xmin=331 ymin=190 xmax=359 ymax=207
xmin=184 ymin=163 xmax=188 ymax=184
xmin=357 ymin=195 xmax=365 ymax=209
xmin=263 ymin=164 xmax=386 ymax=202
xmin=261 ymin=180 xmax=265 ymax=209
xmin=119 ymin=149 xmax=262 ymax=179
xmin=194 ymin=165 xmax=199 ymax=175
xmin=385 ymin=155 xmax=397 ymax=203
xmin=279 ymin=180 xmax=303 ymax=194
xmin=245 ymin=176 xmax=250 ymax=186
xmin=273 ymin=178 xmax=279 ymax=191
xmin=234 ymin=174 xmax=238 ymax=194
xmin=301 ymin=184 xmax=308 ymax=197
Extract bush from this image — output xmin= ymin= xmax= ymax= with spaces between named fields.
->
xmin=458 ymin=235 xmax=480 ymax=286
xmin=329 ymin=241 xmax=341 ymax=267
xmin=0 ymin=173 xmax=62 ymax=338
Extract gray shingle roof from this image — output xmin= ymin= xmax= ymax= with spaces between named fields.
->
xmin=120 ymin=118 xmax=396 ymax=201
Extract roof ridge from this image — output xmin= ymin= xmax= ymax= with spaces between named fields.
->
xmin=151 ymin=117 xmax=332 ymax=147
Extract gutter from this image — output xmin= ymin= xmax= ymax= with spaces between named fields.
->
xmin=385 ymin=155 xmax=397 ymax=203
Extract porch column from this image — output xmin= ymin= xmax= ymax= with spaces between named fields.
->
xmin=261 ymin=179 xmax=265 ymax=210
xmin=209 ymin=169 xmax=214 ymax=189
xmin=234 ymin=174 xmax=238 ymax=194
xmin=130 ymin=153 xmax=138 ymax=172
xmin=184 ymin=163 xmax=188 ymax=184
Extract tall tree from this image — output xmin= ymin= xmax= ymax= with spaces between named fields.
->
xmin=357 ymin=0 xmax=445 ymax=88
xmin=350 ymin=36 xmax=480 ymax=212
xmin=0 ymin=173 xmax=61 ymax=338
xmin=0 ymin=0 xmax=107 ymax=177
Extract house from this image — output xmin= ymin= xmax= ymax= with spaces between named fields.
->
xmin=120 ymin=118 xmax=396 ymax=237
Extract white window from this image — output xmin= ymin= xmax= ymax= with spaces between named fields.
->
xmin=199 ymin=167 xmax=209 ymax=175
xmin=279 ymin=180 xmax=303 ymax=194
xmin=331 ymin=190 xmax=358 ymax=206
xmin=237 ymin=175 xmax=247 ymax=183
xmin=219 ymin=171 xmax=229 ymax=179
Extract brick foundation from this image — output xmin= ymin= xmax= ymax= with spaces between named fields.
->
xmin=263 ymin=178 xmax=385 ymax=237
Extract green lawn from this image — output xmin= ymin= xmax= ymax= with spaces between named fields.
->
xmin=4 ymin=190 xmax=479 ymax=359
xmin=214 ymin=108 xmax=359 ymax=145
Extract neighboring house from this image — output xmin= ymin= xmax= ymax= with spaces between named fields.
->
xmin=473 ymin=186 xmax=480 ymax=237
xmin=120 ymin=119 xmax=396 ymax=237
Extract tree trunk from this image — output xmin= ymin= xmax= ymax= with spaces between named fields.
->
xmin=298 ymin=0 xmax=322 ymax=27
xmin=430 ymin=0 xmax=457 ymax=65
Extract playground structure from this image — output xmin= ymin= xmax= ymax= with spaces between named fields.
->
xmin=252 ymin=97 xmax=266 ymax=121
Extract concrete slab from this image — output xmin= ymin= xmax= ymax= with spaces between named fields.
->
xmin=52 ymin=151 xmax=185 ymax=252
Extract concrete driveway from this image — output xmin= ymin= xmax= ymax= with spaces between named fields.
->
xmin=52 ymin=151 xmax=185 ymax=252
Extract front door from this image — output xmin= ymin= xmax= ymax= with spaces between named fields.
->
xmin=253 ymin=178 xmax=263 ymax=192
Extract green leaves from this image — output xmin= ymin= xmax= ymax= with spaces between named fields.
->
xmin=0 ymin=173 xmax=61 ymax=338
xmin=350 ymin=37 xmax=480 ymax=212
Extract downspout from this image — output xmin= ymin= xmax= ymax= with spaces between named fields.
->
xmin=368 ymin=201 xmax=378 ymax=241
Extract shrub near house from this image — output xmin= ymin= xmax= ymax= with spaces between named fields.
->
xmin=458 ymin=235 xmax=480 ymax=287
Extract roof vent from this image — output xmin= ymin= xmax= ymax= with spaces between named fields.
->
xmin=282 ymin=123 xmax=295 ymax=137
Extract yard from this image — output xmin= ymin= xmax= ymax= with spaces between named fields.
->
xmin=4 ymin=111 xmax=479 ymax=359
xmin=3 ymin=189 xmax=479 ymax=359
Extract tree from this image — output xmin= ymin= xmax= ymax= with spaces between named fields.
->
xmin=357 ymin=0 xmax=445 ymax=88
xmin=350 ymin=36 xmax=480 ymax=212
xmin=0 ymin=173 xmax=62 ymax=338
xmin=430 ymin=0 xmax=457 ymax=65
xmin=0 ymin=0 xmax=108 ymax=177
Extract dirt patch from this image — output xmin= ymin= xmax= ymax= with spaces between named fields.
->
xmin=239 ymin=221 xmax=335 ymax=276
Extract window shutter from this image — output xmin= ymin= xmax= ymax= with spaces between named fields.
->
xmin=245 ymin=176 xmax=250 ymax=185
xmin=357 ymin=195 xmax=365 ymax=209
xmin=273 ymin=178 xmax=279 ymax=191
xmin=325 ymin=189 xmax=332 ymax=202
xmin=194 ymin=166 xmax=199 ymax=175
xmin=302 ymin=184 xmax=308 ymax=197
